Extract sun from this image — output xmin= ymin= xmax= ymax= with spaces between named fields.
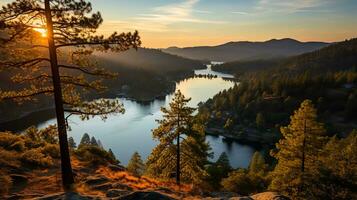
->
xmin=33 ymin=28 xmax=47 ymax=38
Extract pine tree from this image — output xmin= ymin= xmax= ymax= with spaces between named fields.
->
xmin=146 ymin=90 xmax=211 ymax=185
xmin=79 ymin=133 xmax=90 ymax=148
xmin=312 ymin=131 xmax=357 ymax=199
xmin=0 ymin=0 xmax=140 ymax=188
xmin=249 ymin=152 xmax=267 ymax=174
xmin=68 ymin=137 xmax=76 ymax=149
xmin=270 ymin=100 xmax=327 ymax=199
xmin=90 ymin=136 xmax=98 ymax=146
xmin=127 ymin=151 xmax=145 ymax=177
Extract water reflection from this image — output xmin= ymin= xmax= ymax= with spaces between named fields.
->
xmin=36 ymin=65 xmax=256 ymax=168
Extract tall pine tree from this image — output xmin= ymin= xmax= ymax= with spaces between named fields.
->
xmin=0 ymin=0 xmax=140 ymax=188
xmin=270 ymin=100 xmax=327 ymax=199
xmin=127 ymin=151 xmax=145 ymax=177
xmin=146 ymin=90 xmax=211 ymax=185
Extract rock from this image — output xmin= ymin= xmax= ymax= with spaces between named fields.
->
xmin=112 ymin=182 xmax=133 ymax=191
xmin=115 ymin=191 xmax=176 ymax=200
xmin=84 ymin=175 xmax=109 ymax=186
xmin=34 ymin=192 xmax=99 ymax=200
xmin=91 ymin=183 xmax=113 ymax=191
xmin=106 ymin=189 xmax=131 ymax=198
xmin=107 ymin=164 xmax=125 ymax=172
xmin=209 ymin=191 xmax=239 ymax=198
xmin=251 ymin=192 xmax=290 ymax=200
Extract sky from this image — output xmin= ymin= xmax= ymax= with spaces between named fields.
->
xmin=2 ymin=0 xmax=357 ymax=48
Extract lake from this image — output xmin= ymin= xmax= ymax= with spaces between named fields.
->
xmin=37 ymin=63 xmax=258 ymax=168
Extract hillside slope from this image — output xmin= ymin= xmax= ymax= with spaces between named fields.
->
xmin=212 ymin=38 xmax=357 ymax=75
xmin=163 ymin=38 xmax=329 ymax=62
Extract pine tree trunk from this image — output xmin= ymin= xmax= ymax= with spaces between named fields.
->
xmin=176 ymin=115 xmax=181 ymax=185
xmin=44 ymin=0 xmax=74 ymax=189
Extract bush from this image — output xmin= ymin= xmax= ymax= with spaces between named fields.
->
xmin=75 ymin=145 xmax=119 ymax=166
xmin=0 ymin=172 xmax=12 ymax=195
xmin=41 ymin=143 xmax=60 ymax=158
xmin=221 ymin=169 xmax=267 ymax=196
xmin=21 ymin=148 xmax=53 ymax=168
xmin=0 ymin=148 xmax=20 ymax=169
xmin=0 ymin=132 xmax=25 ymax=152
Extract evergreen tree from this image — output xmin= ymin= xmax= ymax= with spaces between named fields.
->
xmin=68 ymin=137 xmax=76 ymax=149
xmin=79 ymin=133 xmax=91 ymax=148
xmin=90 ymin=136 xmax=98 ymax=146
xmin=146 ymin=90 xmax=211 ymax=185
xmin=108 ymin=148 xmax=117 ymax=163
xmin=0 ymin=0 xmax=140 ymax=188
xmin=206 ymin=152 xmax=232 ymax=189
xmin=312 ymin=131 xmax=357 ymax=199
xmin=249 ymin=152 xmax=267 ymax=174
xmin=270 ymin=100 xmax=327 ymax=199
xmin=127 ymin=151 xmax=145 ymax=177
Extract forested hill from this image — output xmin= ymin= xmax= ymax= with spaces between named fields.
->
xmin=212 ymin=38 xmax=357 ymax=76
xmin=198 ymin=38 xmax=357 ymax=144
xmin=95 ymin=47 xmax=204 ymax=74
xmin=163 ymin=38 xmax=329 ymax=62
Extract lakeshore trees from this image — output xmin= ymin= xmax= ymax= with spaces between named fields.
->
xmin=0 ymin=0 xmax=140 ymax=188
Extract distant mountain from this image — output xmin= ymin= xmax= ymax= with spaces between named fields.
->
xmin=212 ymin=38 xmax=357 ymax=75
xmin=163 ymin=38 xmax=329 ymax=62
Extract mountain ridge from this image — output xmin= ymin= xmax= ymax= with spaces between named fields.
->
xmin=163 ymin=38 xmax=330 ymax=62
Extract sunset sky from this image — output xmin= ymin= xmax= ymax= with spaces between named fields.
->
xmin=2 ymin=0 xmax=357 ymax=47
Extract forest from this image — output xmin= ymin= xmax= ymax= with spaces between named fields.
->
xmin=0 ymin=0 xmax=356 ymax=199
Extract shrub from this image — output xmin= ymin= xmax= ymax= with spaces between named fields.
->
xmin=41 ymin=143 xmax=60 ymax=158
xmin=0 ymin=172 xmax=12 ymax=195
xmin=221 ymin=169 xmax=267 ymax=196
xmin=21 ymin=148 xmax=53 ymax=168
xmin=0 ymin=132 xmax=25 ymax=152
xmin=76 ymin=145 xmax=119 ymax=166
xmin=0 ymin=148 xmax=20 ymax=169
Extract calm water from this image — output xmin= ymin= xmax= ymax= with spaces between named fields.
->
xmin=38 ymin=64 xmax=257 ymax=168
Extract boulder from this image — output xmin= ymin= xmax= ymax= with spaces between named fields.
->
xmin=107 ymin=164 xmax=125 ymax=172
xmin=115 ymin=191 xmax=176 ymax=200
xmin=34 ymin=192 xmax=98 ymax=200
xmin=106 ymin=189 xmax=131 ymax=198
xmin=251 ymin=192 xmax=290 ymax=200
xmin=84 ymin=175 xmax=109 ymax=186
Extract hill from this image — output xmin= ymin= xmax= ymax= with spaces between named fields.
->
xmin=212 ymin=38 xmax=357 ymax=76
xmin=0 ymin=48 xmax=204 ymax=125
xmin=163 ymin=38 xmax=329 ymax=62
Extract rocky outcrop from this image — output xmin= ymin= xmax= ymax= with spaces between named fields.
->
xmin=204 ymin=192 xmax=290 ymax=200
xmin=116 ymin=191 xmax=175 ymax=200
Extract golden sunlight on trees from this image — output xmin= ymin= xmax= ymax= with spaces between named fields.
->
xmin=0 ymin=0 xmax=140 ymax=189
xmin=146 ymin=90 xmax=211 ymax=185
xmin=270 ymin=100 xmax=327 ymax=199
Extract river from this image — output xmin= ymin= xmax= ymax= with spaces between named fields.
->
xmin=36 ymin=63 xmax=258 ymax=168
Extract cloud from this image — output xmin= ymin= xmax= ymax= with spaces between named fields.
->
xmin=231 ymin=11 xmax=249 ymax=15
xmin=134 ymin=0 xmax=226 ymax=31
xmin=256 ymin=0 xmax=333 ymax=13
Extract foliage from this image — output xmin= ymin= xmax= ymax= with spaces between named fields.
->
xmin=68 ymin=137 xmax=76 ymax=149
xmin=206 ymin=152 xmax=232 ymax=190
xmin=146 ymin=90 xmax=211 ymax=185
xmin=310 ymin=131 xmax=357 ymax=199
xmin=270 ymin=100 xmax=327 ymax=199
xmin=75 ymin=145 xmax=119 ymax=166
xmin=75 ymin=133 xmax=119 ymax=166
xmin=127 ymin=151 xmax=145 ymax=177
xmin=221 ymin=151 xmax=269 ymax=195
